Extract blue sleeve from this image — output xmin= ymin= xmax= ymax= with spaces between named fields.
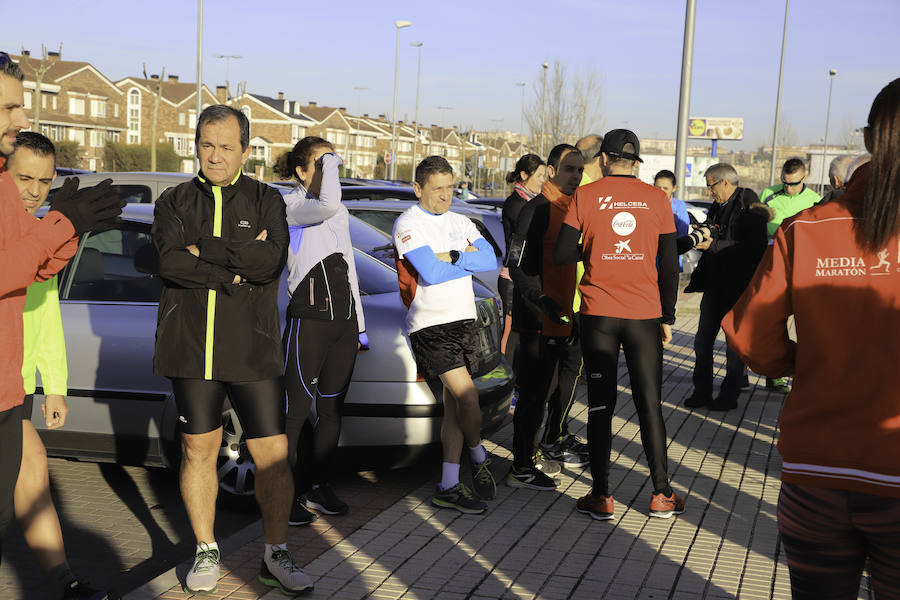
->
xmin=455 ymin=237 xmax=498 ymax=273
xmin=404 ymin=245 xmax=471 ymax=285
xmin=673 ymin=199 xmax=690 ymax=238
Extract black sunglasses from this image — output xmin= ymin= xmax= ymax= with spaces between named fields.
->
xmin=781 ymin=178 xmax=803 ymax=186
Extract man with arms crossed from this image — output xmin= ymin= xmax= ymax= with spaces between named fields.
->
xmin=10 ymin=132 xmax=115 ymax=599
xmin=152 ymin=105 xmax=310 ymax=594
xmin=0 ymin=52 xmax=121 ymax=568
xmin=393 ymin=156 xmax=499 ymax=514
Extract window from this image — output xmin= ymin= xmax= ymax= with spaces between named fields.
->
xmin=353 ymin=249 xmax=398 ymax=295
xmin=291 ymin=125 xmax=305 ymax=143
xmin=52 ymin=96 xmax=57 ymax=110
xmin=69 ymin=97 xmax=85 ymax=115
xmin=179 ymin=112 xmax=185 ymax=126
xmin=40 ymin=124 xmax=65 ymax=141
xmin=68 ymin=129 xmax=85 ymax=145
xmin=358 ymin=136 xmax=374 ymax=148
xmin=332 ymin=132 xmax=347 ymax=146
xmin=448 ymin=148 xmax=459 ymax=158
xmin=105 ymin=130 xmax=120 ymax=143
xmin=348 ymin=209 xmax=400 ymax=237
xmin=24 ymin=91 xmax=32 ymax=109
xmin=113 ymin=104 xmax=119 ymax=118
xmin=399 ymin=142 xmax=411 ymax=153
xmin=89 ymin=130 xmax=105 ymax=148
xmin=188 ymin=111 xmax=196 ymax=129
xmin=41 ymin=94 xmax=47 ymax=109
xmin=250 ymin=145 xmax=266 ymax=160
xmin=65 ymin=226 xmax=162 ymax=303
xmin=127 ymin=89 xmax=141 ymax=144
xmin=90 ymin=99 xmax=106 ymax=117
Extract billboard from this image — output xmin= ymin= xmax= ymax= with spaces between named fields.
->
xmin=636 ymin=154 xmax=693 ymax=186
xmin=688 ymin=117 xmax=744 ymax=140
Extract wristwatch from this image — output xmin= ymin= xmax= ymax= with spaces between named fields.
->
xmin=449 ymin=250 xmax=461 ymax=264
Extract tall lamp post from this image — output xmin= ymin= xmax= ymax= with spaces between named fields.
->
xmin=490 ymin=118 xmax=504 ymax=193
xmin=351 ymin=86 xmax=369 ymax=176
xmin=819 ymin=68 xmax=837 ymax=194
xmin=194 ymin=0 xmax=203 ymax=173
xmin=214 ymin=53 xmax=242 ymax=101
xmin=410 ymin=42 xmax=423 ymax=174
xmin=540 ymin=62 xmax=549 ymax=156
xmin=673 ymin=0 xmax=696 ymax=197
xmin=769 ymin=0 xmax=790 ymax=185
xmin=390 ymin=20 xmax=412 ymax=181
xmin=515 ymin=82 xmax=526 ymax=137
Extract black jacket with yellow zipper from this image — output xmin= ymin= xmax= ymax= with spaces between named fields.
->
xmin=152 ymin=171 xmax=288 ymax=381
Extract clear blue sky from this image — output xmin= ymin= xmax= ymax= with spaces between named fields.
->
xmin=12 ymin=0 xmax=900 ymax=150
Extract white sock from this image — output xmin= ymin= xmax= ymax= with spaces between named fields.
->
xmin=469 ymin=443 xmax=487 ymax=464
xmin=265 ymin=542 xmax=287 ymax=562
xmin=439 ymin=462 xmax=460 ymax=491
xmin=197 ymin=541 xmax=219 ymax=555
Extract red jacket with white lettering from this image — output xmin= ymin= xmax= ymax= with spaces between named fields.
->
xmin=723 ymin=163 xmax=900 ymax=497
xmin=0 ymin=165 xmax=77 ymax=412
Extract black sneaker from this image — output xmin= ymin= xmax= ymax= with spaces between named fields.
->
xmin=684 ymin=392 xmax=712 ymax=408
xmin=305 ymin=484 xmax=349 ymax=515
xmin=61 ymin=580 xmax=119 ymax=600
xmin=506 ymin=465 xmax=558 ymax=490
xmin=432 ymin=483 xmax=487 ymax=514
xmin=533 ymin=449 xmax=562 ymax=476
xmin=539 ymin=441 xmax=589 ymax=467
xmin=740 ymin=374 xmax=751 ymax=390
xmin=471 ymin=456 xmax=497 ymax=500
xmin=560 ymin=433 xmax=589 ymax=455
xmin=289 ymin=498 xmax=317 ymax=525
xmin=709 ymin=391 xmax=738 ymax=411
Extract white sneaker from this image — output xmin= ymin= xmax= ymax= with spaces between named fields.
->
xmin=184 ymin=542 xmax=220 ymax=593
xmin=260 ymin=547 xmax=314 ymax=594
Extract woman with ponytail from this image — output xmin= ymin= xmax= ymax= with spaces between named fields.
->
xmin=724 ymin=78 xmax=900 ymax=598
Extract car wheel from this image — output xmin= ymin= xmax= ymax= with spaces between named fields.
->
xmin=217 ymin=407 xmax=257 ymax=501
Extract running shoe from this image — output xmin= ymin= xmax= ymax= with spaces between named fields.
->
xmin=506 ymin=465 xmax=557 ymax=490
xmin=649 ymin=492 xmax=685 ymax=519
xmin=471 ymin=456 xmax=497 ymax=500
xmin=766 ymin=377 xmax=791 ymax=394
xmin=61 ymin=580 xmax=119 ymax=600
xmin=539 ymin=440 xmax=589 ymax=467
xmin=288 ymin=498 xmax=317 ymax=526
xmin=561 ymin=433 xmax=589 ymax=455
xmin=684 ymin=392 xmax=712 ymax=408
xmin=533 ymin=449 xmax=562 ymax=476
xmin=432 ymin=483 xmax=487 ymax=514
xmin=305 ymin=484 xmax=349 ymax=515
xmin=576 ymin=492 xmax=615 ymax=521
xmin=184 ymin=542 xmax=220 ymax=594
xmin=260 ymin=548 xmax=314 ymax=595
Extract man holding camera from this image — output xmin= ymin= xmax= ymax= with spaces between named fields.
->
xmin=683 ymin=164 xmax=768 ymax=411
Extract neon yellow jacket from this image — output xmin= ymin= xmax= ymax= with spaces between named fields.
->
xmin=22 ymin=275 xmax=67 ymax=396
xmin=760 ymin=184 xmax=822 ymax=236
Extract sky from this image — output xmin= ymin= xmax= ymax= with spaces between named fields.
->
xmin=11 ymin=0 xmax=900 ymax=151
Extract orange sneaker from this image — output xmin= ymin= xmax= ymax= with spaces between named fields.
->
xmin=649 ymin=492 xmax=685 ymax=518
xmin=576 ymin=492 xmax=615 ymax=521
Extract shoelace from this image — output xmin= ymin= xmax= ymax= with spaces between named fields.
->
xmin=474 ymin=459 xmax=492 ymax=484
xmin=455 ymin=483 xmax=476 ymax=499
xmin=271 ymin=549 xmax=300 ymax=573
xmin=193 ymin=542 xmax=220 ymax=573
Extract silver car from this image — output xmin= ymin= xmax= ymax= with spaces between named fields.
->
xmin=33 ymin=197 xmax=513 ymax=500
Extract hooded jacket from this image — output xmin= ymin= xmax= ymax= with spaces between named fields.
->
xmin=152 ymin=171 xmax=288 ymax=381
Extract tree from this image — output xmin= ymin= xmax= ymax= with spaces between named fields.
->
xmin=523 ymin=61 xmax=604 ymax=149
xmin=56 ymin=140 xmax=81 ymax=168
xmin=103 ymin=142 xmax=180 ymax=172
xmin=18 ymin=43 xmax=62 ymax=130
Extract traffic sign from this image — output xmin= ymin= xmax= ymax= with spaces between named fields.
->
xmin=384 ymin=151 xmax=392 ymax=165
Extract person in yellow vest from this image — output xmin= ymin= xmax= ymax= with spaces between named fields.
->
xmin=576 ymin=134 xmax=604 ymax=186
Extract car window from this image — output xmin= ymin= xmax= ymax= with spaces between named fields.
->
xmin=349 ymin=209 xmax=400 ymax=236
xmin=353 ymin=249 xmax=398 ymax=296
xmin=469 ymin=218 xmax=502 ymax=258
xmin=47 ymin=184 xmax=152 ymax=206
xmin=64 ymin=226 xmax=163 ymax=302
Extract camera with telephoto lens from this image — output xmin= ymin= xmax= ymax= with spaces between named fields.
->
xmin=689 ymin=224 xmax=718 ymax=247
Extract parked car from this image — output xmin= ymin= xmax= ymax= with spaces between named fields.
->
xmin=33 ymin=195 xmax=513 ymax=501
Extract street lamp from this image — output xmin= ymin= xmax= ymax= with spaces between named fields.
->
xmin=819 ymin=68 xmax=837 ymax=194
xmin=540 ymin=62 xmax=549 ymax=156
xmin=214 ymin=53 xmax=242 ymax=101
xmin=410 ymin=42 xmax=423 ymax=173
xmin=437 ymin=106 xmax=453 ymax=158
xmin=769 ymin=0 xmax=790 ymax=185
xmin=352 ymin=86 xmax=369 ymax=176
xmin=390 ymin=20 xmax=412 ymax=181
xmin=515 ymin=82 xmax=525 ymax=137
xmin=489 ymin=118 xmax=504 ymax=192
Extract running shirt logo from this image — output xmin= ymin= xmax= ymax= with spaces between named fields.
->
xmin=814 ymin=256 xmax=867 ymax=277
xmin=611 ymin=212 xmax=636 ymax=235
xmin=602 ymin=239 xmax=645 ymax=261
xmin=597 ymin=197 xmax=649 ymax=211
xmin=238 ymin=219 xmax=251 ymax=228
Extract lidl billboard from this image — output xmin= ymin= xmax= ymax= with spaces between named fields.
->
xmin=688 ymin=117 xmax=744 ymax=140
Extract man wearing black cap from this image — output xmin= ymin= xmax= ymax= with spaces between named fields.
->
xmin=554 ymin=129 xmax=684 ymax=520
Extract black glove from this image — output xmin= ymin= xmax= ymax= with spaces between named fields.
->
xmin=538 ymin=295 xmax=569 ymax=325
xmin=49 ymin=178 xmax=125 ymax=235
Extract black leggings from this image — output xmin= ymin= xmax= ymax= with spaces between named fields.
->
xmin=170 ymin=377 xmax=285 ymax=439
xmin=0 ymin=403 xmax=26 ymax=567
xmin=512 ymin=330 xmax=583 ymax=468
xmin=283 ymin=317 xmax=358 ymax=493
xmin=580 ymin=315 xmax=670 ymax=496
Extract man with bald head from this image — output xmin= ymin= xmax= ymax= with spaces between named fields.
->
xmin=576 ymin=134 xmax=603 ymax=185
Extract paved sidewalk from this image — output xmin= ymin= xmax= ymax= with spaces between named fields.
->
xmin=127 ymin=294 xmax=873 ymax=600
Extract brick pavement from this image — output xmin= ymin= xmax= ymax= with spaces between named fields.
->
xmin=127 ymin=293 xmax=873 ymax=600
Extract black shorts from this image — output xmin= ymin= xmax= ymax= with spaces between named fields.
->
xmin=170 ymin=378 xmax=285 ymax=439
xmin=21 ymin=394 xmax=33 ymax=420
xmin=497 ymin=275 xmax=514 ymax=316
xmin=409 ymin=319 xmax=480 ymax=380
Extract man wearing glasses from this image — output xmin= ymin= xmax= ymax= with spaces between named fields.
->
xmin=757 ymin=158 xmax=822 ymax=393
xmin=683 ymin=164 xmax=768 ymax=411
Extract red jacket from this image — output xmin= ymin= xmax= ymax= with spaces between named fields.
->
xmin=0 ymin=167 xmax=77 ymax=411
xmin=724 ymin=163 xmax=900 ymax=498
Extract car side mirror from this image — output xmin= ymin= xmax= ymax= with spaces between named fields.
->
xmin=134 ymin=243 xmax=159 ymax=275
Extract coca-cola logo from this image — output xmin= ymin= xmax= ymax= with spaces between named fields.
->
xmin=611 ymin=211 xmax=636 ymax=235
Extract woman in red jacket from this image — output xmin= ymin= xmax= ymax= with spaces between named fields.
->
xmin=724 ymin=78 xmax=900 ymax=598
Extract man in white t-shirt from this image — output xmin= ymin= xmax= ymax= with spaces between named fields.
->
xmin=393 ymin=156 xmax=499 ymax=514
